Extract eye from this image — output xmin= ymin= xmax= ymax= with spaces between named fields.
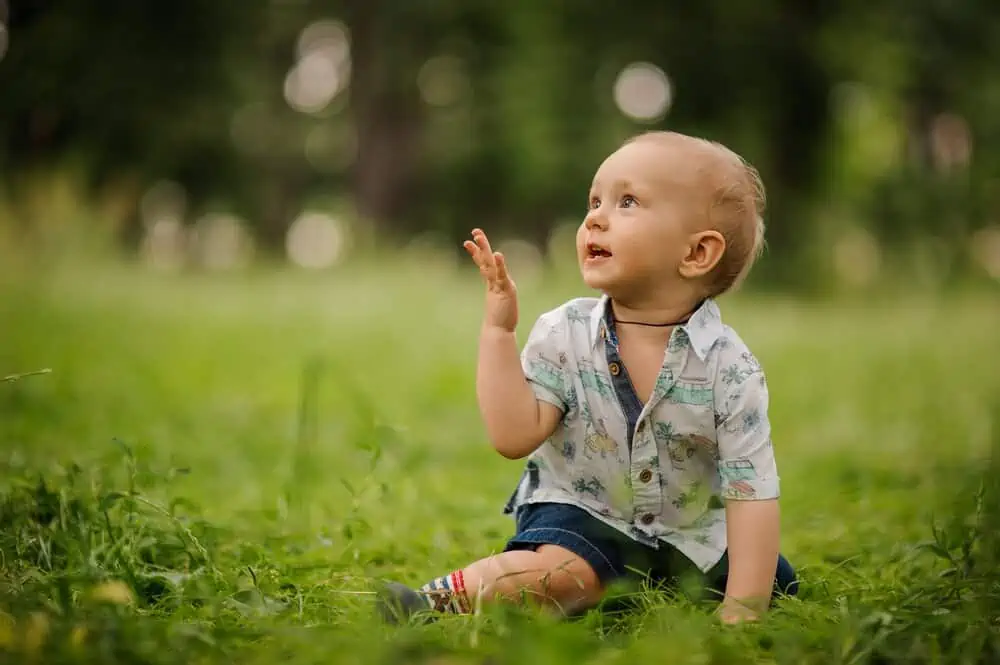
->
xmin=588 ymin=197 xmax=601 ymax=210
xmin=621 ymin=195 xmax=638 ymax=208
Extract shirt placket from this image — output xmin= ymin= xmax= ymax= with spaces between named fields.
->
xmin=601 ymin=317 xmax=663 ymax=533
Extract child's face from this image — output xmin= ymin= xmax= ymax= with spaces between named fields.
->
xmin=576 ymin=137 xmax=717 ymax=302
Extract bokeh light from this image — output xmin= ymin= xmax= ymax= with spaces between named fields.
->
xmin=297 ymin=20 xmax=350 ymax=65
xmin=286 ymin=212 xmax=345 ymax=269
xmin=613 ymin=62 xmax=672 ymax=122
xmin=140 ymin=180 xmax=186 ymax=228
xmin=139 ymin=181 xmax=188 ymax=271
xmin=285 ymin=19 xmax=351 ymax=115
xmin=140 ymin=218 xmax=187 ymax=272
xmin=191 ymin=213 xmax=254 ymax=271
xmin=284 ymin=52 xmax=342 ymax=114
xmin=417 ymin=55 xmax=470 ymax=107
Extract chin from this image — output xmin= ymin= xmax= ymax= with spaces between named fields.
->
xmin=580 ymin=271 xmax=615 ymax=293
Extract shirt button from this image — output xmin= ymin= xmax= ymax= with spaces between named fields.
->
xmin=609 ymin=362 xmax=621 ymax=376
xmin=640 ymin=513 xmax=655 ymax=525
xmin=639 ymin=469 xmax=653 ymax=483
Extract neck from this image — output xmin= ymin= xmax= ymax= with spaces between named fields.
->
xmin=609 ymin=292 xmax=702 ymax=328
xmin=608 ymin=294 xmax=702 ymax=345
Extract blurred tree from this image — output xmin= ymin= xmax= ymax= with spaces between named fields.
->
xmin=0 ymin=0 xmax=997 ymax=286
xmin=0 ymin=0 xmax=263 ymax=186
xmin=825 ymin=0 xmax=1000 ymax=281
xmin=345 ymin=0 xmax=429 ymax=237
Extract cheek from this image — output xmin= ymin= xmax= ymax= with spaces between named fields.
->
xmin=622 ymin=225 xmax=683 ymax=271
xmin=616 ymin=224 xmax=656 ymax=257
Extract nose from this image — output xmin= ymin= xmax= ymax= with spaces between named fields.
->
xmin=585 ymin=207 xmax=608 ymax=231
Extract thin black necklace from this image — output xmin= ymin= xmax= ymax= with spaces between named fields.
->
xmin=613 ymin=315 xmax=690 ymax=327
xmin=611 ymin=301 xmax=700 ymax=328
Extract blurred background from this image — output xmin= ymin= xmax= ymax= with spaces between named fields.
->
xmin=2 ymin=0 xmax=999 ymax=293
xmin=1 ymin=6 xmax=1000 ymax=660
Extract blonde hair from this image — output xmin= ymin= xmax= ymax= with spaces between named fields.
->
xmin=626 ymin=131 xmax=767 ymax=296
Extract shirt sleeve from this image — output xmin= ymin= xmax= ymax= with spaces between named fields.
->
xmin=714 ymin=347 xmax=780 ymax=501
xmin=520 ymin=309 xmax=570 ymax=412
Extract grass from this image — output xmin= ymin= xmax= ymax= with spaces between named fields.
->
xmin=0 ymin=256 xmax=999 ymax=664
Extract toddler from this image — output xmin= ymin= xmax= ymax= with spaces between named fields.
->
xmin=378 ymin=130 xmax=797 ymax=624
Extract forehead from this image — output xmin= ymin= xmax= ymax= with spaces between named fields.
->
xmin=591 ymin=136 xmax=731 ymax=197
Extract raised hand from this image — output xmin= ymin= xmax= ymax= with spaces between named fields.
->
xmin=463 ymin=228 xmax=518 ymax=332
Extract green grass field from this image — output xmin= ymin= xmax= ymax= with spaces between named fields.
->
xmin=1 ymin=259 xmax=999 ymax=664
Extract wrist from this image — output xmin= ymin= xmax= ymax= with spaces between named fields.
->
xmin=481 ymin=322 xmax=516 ymax=337
xmin=718 ymin=594 xmax=768 ymax=623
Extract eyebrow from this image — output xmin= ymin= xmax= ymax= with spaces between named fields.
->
xmin=590 ymin=178 xmax=642 ymax=194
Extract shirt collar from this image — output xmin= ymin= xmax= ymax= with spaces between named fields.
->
xmin=683 ymin=298 xmax=726 ymax=361
xmin=589 ymin=294 xmax=612 ymax=349
xmin=589 ymin=294 xmax=725 ymax=361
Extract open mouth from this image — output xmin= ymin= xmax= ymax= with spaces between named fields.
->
xmin=587 ymin=243 xmax=612 ymax=259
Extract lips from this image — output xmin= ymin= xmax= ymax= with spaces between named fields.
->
xmin=586 ymin=242 xmax=612 ymax=259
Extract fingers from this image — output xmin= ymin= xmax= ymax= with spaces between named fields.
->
xmin=462 ymin=240 xmax=480 ymax=264
xmin=472 ymin=228 xmax=495 ymax=258
xmin=464 ymin=228 xmax=499 ymax=282
xmin=463 ymin=228 xmax=516 ymax=295
xmin=494 ymin=251 xmax=509 ymax=285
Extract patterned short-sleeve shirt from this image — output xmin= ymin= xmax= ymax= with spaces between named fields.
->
xmin=503 ymin=295 xmax=780 ymax=573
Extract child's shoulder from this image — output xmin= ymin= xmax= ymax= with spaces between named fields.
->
xmin=533 ymin=296 xmax=604 ymax=326
xmin=523 ymin=297 xmax=603 ymax=351
xmin=715 ymin=322 xmax=752 ymax=354
xmin=683 ymin=299 xmax=755 ymax=364
xmin=710 ymin=319 xmax=766 ymax=381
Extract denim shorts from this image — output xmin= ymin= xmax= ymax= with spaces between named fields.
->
xmin=504 ymin=501 xmax=798 ymax=599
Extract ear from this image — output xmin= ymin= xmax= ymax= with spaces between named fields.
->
xmin=678 ymin=230 xmax=725 ymax=278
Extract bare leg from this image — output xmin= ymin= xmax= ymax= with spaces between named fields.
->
xmin=376 ymin=545 xmax=605 ymax=623
xmin=461 ymin=545 xmax=603 ymax=616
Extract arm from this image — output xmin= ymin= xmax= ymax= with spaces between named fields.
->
xmin=464 ymin=229 xmax=564 ymax=459
xmin=714 ymin=349 xmax=782 ymax=623
xmin=477 ymin=326 xmax=563 ymax=459
xmin=719 ymin=498 xmax=780 ymax=623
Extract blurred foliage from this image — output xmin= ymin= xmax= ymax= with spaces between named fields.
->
xmin=1 ymin=0 xmax=999 ymax=290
